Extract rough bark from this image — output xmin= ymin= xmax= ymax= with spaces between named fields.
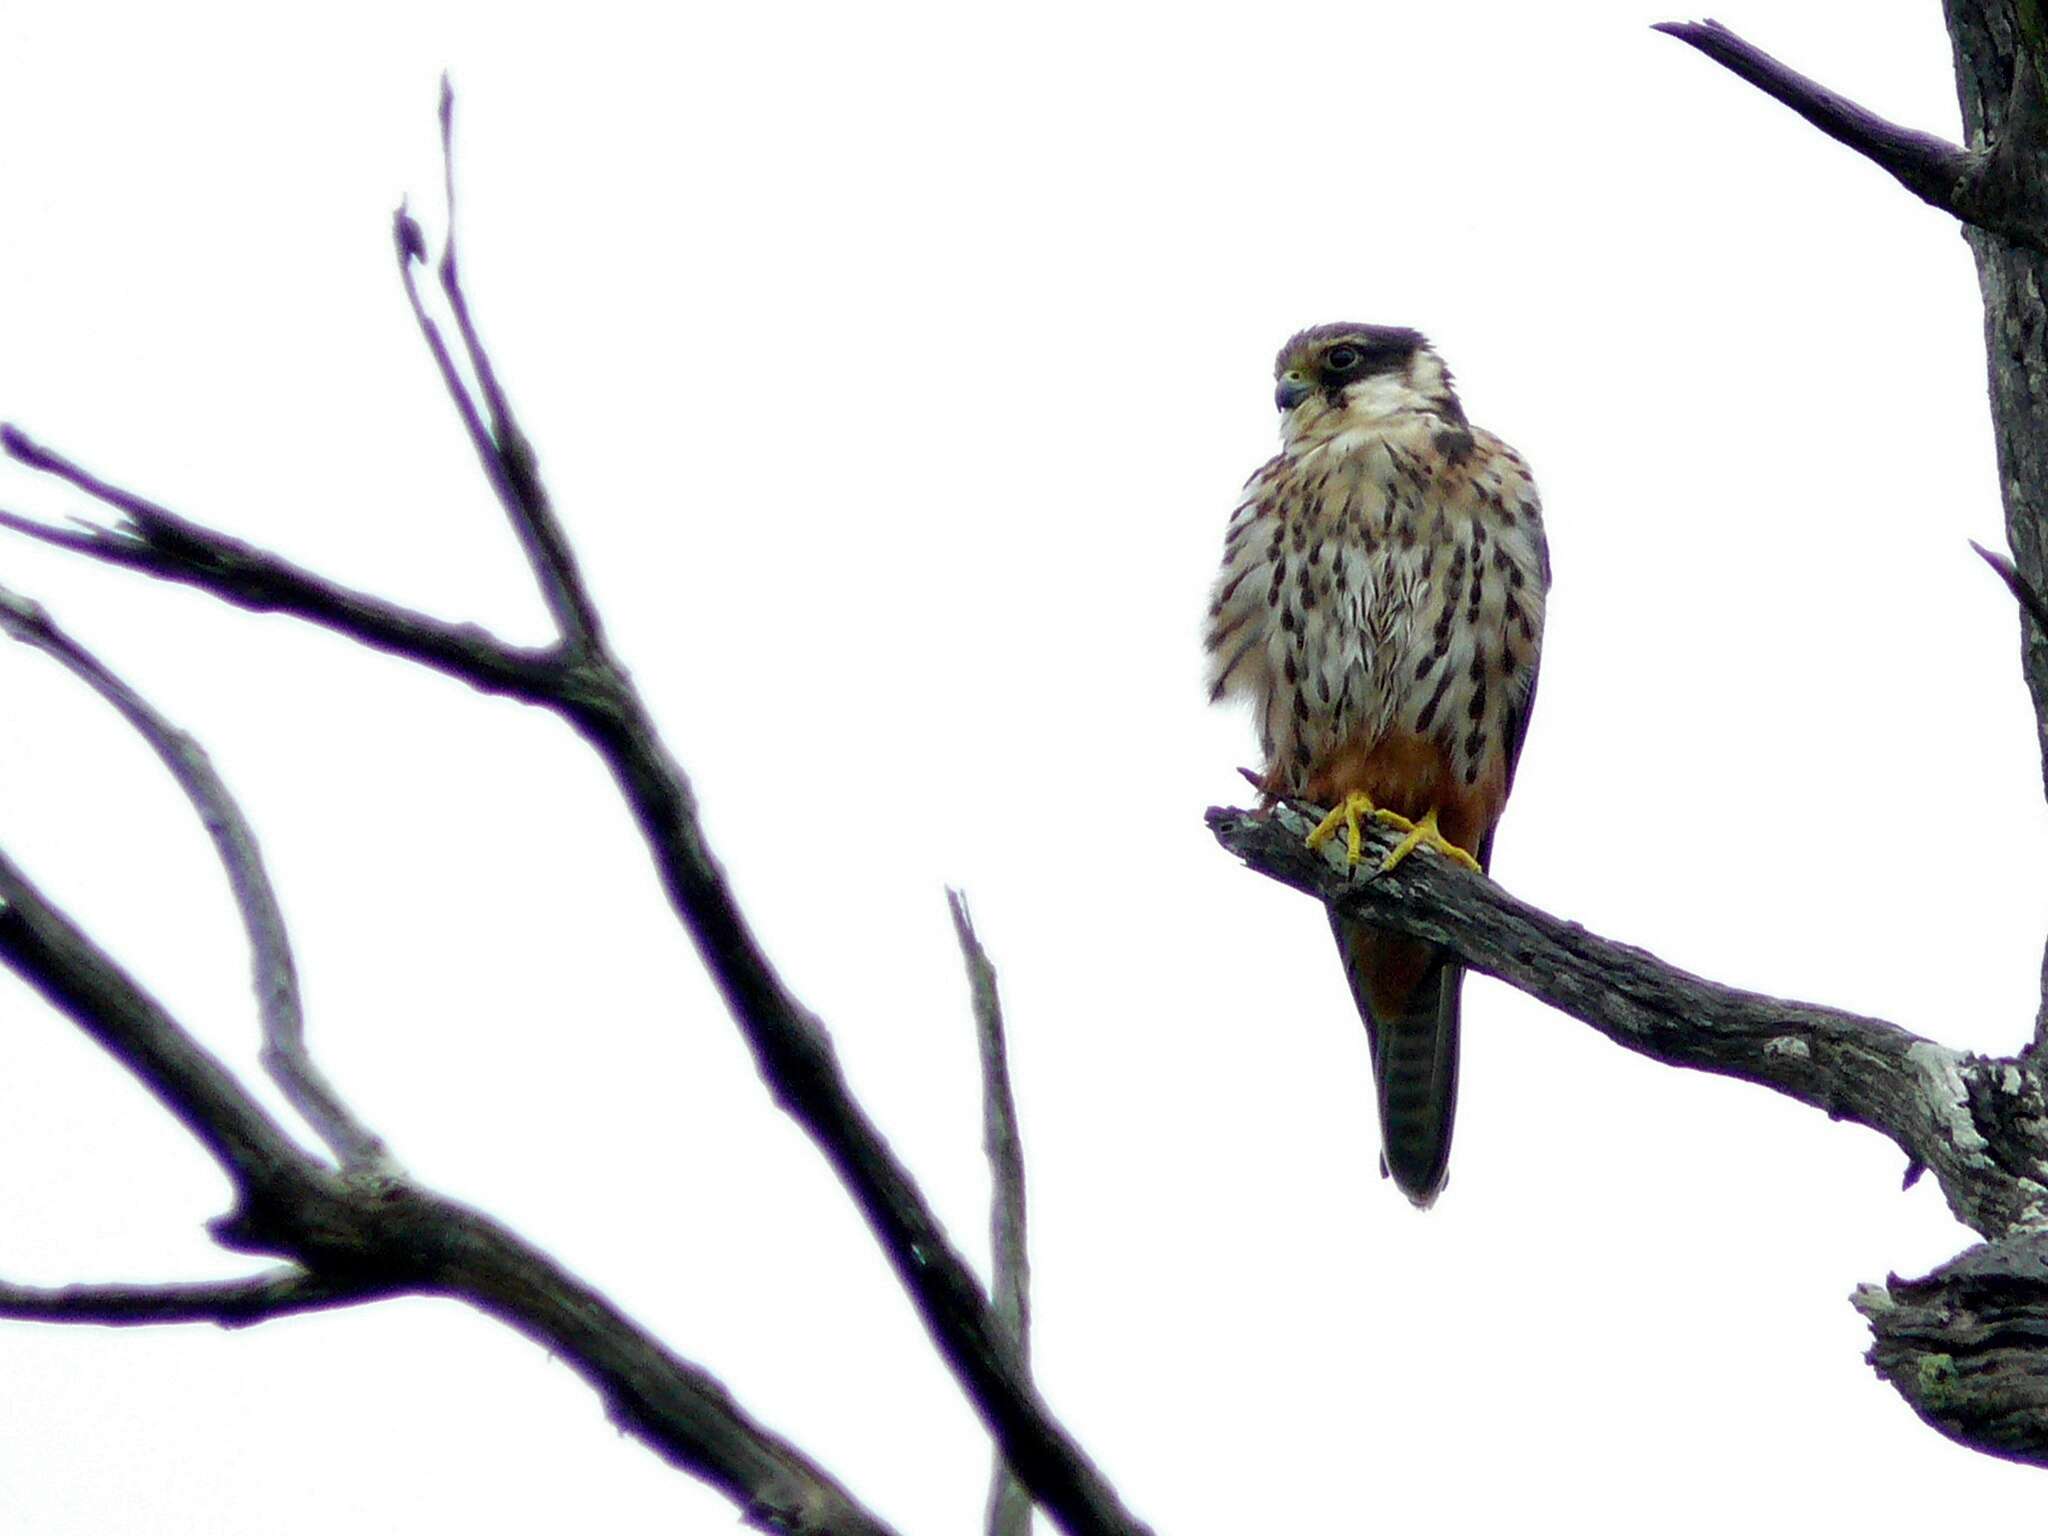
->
xmin=1943 ymin=4 xmax=2048 ymax=1050
xmin=1856 ymin=1231 xmax=2048 ymax=1466
xmin=1211 ymin=806 xmax=2048 ymax=1238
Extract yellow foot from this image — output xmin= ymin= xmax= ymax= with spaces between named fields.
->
xmin=1304 ymin=791 xmax=1417 ymax=867
xmin=1378 ymin=806 xmax=1482 ymax=875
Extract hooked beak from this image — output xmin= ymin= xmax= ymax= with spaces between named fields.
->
xmin=1275 ymin=371 xmax=1312 ymax=412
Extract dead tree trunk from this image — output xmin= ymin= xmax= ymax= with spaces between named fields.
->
xmin=1948 ymin=3 xmax=2048 ymax=815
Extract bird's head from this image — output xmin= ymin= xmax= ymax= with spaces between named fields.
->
xmin=1272 ymin=323 xmax=1462 ymax=441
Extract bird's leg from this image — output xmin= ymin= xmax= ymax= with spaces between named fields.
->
xmin=1304 ymin=791 xmax=1417 ymax=866
xmin=1377 ymin=806 xmax=1482 ymax=875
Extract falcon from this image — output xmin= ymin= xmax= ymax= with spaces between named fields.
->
xmin=1205 ymin=324 xmax=1548 ymax=1206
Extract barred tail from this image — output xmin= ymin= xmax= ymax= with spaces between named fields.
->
xmin=1331 ymin=914 xmax=1461 ymax=1207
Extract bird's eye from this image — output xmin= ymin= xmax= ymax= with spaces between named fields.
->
xmin=1325 ymin=346 xmax=1361 ymax=372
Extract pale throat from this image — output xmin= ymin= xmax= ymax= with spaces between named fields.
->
xmin=1281 ymin=372 xmax=1455 ymax=450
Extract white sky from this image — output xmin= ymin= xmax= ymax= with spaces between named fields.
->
xmin=2 ymin=1 xmax=2041 ymax=1530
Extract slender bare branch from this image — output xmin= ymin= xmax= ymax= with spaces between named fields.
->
xmin=385 ymin=83 xmax=602 ymax=656
xmin=0 ymin=846 xmax=333 ymax=1224
xmin=1654 ymin=18 xmax=2048 ymax=254
xmin=949 ymin=890 xmax=1033 ymax=1536
xmin=389 ymin=205 xmax=561 ymax=629
xmin=0 ymin=585 xmax=390 ymax=1171
xmin=0 ymin=1268 xmax=390 ymax=1327
xmin=0 ymin=430 xmax=573 ymax=704
xmin=1209 ymin=802 xmax=2048 ymax=1239
xmin=428 ymin=82 xmax=606 ymax=654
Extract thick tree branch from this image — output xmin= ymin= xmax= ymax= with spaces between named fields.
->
xmin=949 ymin=891 xmax=1033 ymax=1536
xmin=372 ymin=1188 xmax=904 ymax=1536
xmin=1855 ymin=1229 xmax=2048 ymax=1469
xmin=0 ymin=1268 xmax=390 ymax=1327
xmin=0 ymin=585 xmax=390 ymax=1171
xmin=1936 ymin=0 xmax=2048 ymax=819
xmin=1655 ymin=18 xmax=2048 ymax=254
xmin=1654 ymin=20 xmax=1973 ymax=207
xmin=1209 ymin=803 xmax=2048 ymax=1239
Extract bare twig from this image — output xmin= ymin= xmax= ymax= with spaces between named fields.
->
xmin=1208 ymin=803 xmax=2048 ymax=1239
xmin=0 ymin=585 xmax=391 ymax=1171
xmin=389 ymin=84 xmax=605 ymax=654
xmin=433 ymin=83 xmax=605 ymax=653
xmin=1973 ymin=538 xmax=2048 ymax=634
xmin=949 ymin=890 xmax=1033 ymax=1536
xmin=0 ymin=1268 xmax=390 ymax=1327
xmin=1654 ymin=18 xmax=2048 ymax=254
xmin=390 ymin=205 xmax=593 ymax=645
